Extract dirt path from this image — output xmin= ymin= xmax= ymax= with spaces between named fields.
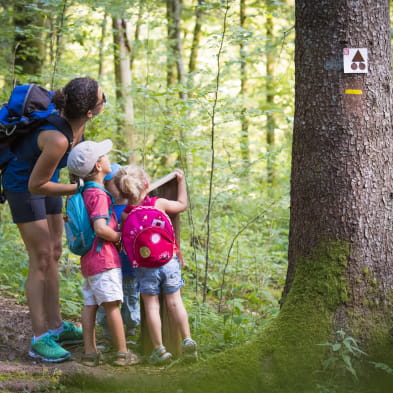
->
xmin=0 ymin=293 xmax=150 ymax=392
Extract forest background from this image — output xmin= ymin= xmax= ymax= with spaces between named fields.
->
xmin=0 ymin=0 xmax=293 ymax=358
xmin=4 ymin=1 xmax=393 ymax=393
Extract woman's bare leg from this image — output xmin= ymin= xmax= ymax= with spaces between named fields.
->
xmin=17 ymin=215 xmax=63 ymax=336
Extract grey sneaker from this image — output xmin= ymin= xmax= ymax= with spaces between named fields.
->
xmin=148 ymin=346 xmax=172 ymax=365
xmin=182 ymin=338 xmax=198 ymax=362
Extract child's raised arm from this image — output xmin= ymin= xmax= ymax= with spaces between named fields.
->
xmin=155 ymin=169 xmax=187 ymax=214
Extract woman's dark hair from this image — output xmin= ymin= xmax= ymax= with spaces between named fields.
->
xmin=52 ymin=77 xmax=99 ymax=120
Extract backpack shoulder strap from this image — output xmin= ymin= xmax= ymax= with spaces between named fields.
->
xmin=123 ymin=204 xmax=134 ymax=214
xmin=45 ymin=114 xmax=73 ymax=152
xmin=81 ymin=181 xmax=115 ymax=253
xmin=83 ymin=181 xmax=114 ymax=223
xmin=83 ymin=181 xmax=114 ymax=203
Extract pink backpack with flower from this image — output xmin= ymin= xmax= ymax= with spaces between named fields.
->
xmin=122 ymin=204 xmax=176 ymax=268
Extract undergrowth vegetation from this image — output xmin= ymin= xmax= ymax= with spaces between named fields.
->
xmin=0 ymin=172 xmax=289 ymax=358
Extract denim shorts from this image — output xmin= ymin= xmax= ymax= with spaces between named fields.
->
xmin=4 ymin=190 xmax=62 ymax=223
xmin=136 ymin=256 xmax=184 ymax=295
xmin=82 ymin=268 xmax=123 ymax=306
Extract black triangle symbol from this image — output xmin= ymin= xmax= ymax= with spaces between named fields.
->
xmin=352 ymin=50 xmax=364 ymax=62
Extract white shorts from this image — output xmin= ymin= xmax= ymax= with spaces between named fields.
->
xmin=82 ymin=268 xmax=123 ymax=306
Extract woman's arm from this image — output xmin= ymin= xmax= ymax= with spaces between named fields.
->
xmin=28 ymin=130 xmax=78 ymax=196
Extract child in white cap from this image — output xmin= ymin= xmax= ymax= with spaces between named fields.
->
xmin=67 ymin=140 xmax=138 ymax=367
xmin=96 ymin=163 xmax=141 ymax=347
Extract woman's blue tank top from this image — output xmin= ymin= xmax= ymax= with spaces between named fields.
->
xmin=2 ymin=123 xmax=69 ymax=192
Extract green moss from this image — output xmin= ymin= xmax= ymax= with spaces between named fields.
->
xmin=251 ymin=240 xmax=350 ymax=391
xmin=175 ymin=240 xmax=350 ymax=393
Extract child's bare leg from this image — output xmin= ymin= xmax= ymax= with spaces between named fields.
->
xmin=141 ymin=294 xmax=163 ymax=349
xmin=102 ymin=301 xmax=127 ymax=353
xmin=82 ymin=304 xmax=98 ymax=354
xmin=165 ymin=290 xmax=191 ymax=339
xmin=165 ymin=290 xmax=197 ymax=361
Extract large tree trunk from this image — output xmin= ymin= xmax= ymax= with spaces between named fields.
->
xmin=285 ymin=0 xmax=393 ymax=340
xmin=172 ymin=1 xmax=393 ymax=391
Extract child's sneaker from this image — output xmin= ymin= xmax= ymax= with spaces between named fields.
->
xmin=55 ymin=321 xmax=83 ymax=345
xmin=182 ymin=338 xmax=198 ymax=362
xmin=29 ymin=335 xmax=71 ymax=363
xmin=148 ymin=346 xmax=172 ymax=365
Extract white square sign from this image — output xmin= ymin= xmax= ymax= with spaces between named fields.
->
xmin=343 ymin=48 xmax=368 ymax=73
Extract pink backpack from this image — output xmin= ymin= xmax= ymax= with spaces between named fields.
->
xmin=122 ymin=205 xmax=176 ymax=268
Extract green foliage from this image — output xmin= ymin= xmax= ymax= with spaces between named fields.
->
xmin=314 ymin=330 xmax=393 ymax=393
xmin=0 ymin=205 xmax=29 ymax=298
xmin=0 ymin=0 xmax=294 ymax=379
xmin=317 ymin=330 xmax=368 ymax=381
xmin=58 ymin=253 xmax=84 ymax=317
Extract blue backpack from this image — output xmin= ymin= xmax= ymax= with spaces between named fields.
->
xmin=0 ymin=84 xmax=73 ymax=203
xmin=64 ymin=181 xmax=114 ymax=256
xmin=0 ymin=84 xmax=73 ymax=147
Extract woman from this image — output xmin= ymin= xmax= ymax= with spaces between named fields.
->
xmin=2 ymin=77 xmax=106 ymax=363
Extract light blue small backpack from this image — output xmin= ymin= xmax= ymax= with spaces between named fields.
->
xmin=64 ymin=181 xmax=113 ymax=256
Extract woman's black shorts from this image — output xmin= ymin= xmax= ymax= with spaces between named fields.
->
xmin=4 ymin=190 xmax=62 ymax=224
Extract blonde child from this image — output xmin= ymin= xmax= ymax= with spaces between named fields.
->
xmin=114 ymin=165 xmax=197 ymax=364
xmin=67 ymin=140 xmax=138 ymax=367
xmin=96 ymin=163 xmax=140 ymax=345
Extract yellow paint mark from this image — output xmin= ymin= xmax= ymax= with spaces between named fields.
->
xmin=345 ymin=89 xmax=362 ymax=95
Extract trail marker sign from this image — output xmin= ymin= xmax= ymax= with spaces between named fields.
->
xmin=343 ymin=48 xmax=368 ymax=73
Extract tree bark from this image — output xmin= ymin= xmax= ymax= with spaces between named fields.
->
xmin=239 ymin=0 xmax=250 ymax=177
xmin=172 ymin=0 xmax=187 ymax=99
xmin=130 ymin=0 xmax=143 ymax=72
xmin=265 ymin=0 xmax=276 ymax=186
xmin=98 ymin=11 xmax=108 ymax=80
xmin=13 ymin=1 xmax=45 ymax=78
xmin=112 ymin=17 xmax=135 ymax=161
xmin=285 ymin=0 xmax=393 ymax=339
xmin=188 ymin=0 xmax=204 ymax=89
xmin=166 ymin=0 xmax=177 ymax=88
xmin=166 ymin=0 xmax=186 ymax=99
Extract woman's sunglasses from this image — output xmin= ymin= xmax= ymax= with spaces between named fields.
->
xmin=94 ymin=92 xmax=106 ymax=108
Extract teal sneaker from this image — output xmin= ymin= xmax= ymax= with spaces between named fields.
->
xmin=55 ymin=321 xmax=83 ymax=345
xmin=29 ymin=335 xmax=71 ymax=363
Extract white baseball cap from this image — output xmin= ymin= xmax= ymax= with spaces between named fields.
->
xmin=67 ymin=139 xmax=112 ymax=178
